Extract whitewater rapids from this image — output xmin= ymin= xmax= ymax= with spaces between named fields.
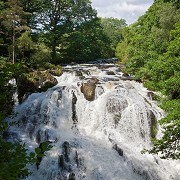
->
xmin=9 ymin=62 xmax=179 ymax=180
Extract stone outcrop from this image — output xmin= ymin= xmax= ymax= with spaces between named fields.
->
xmin=17 ymin=71 xmax=58 ymax=102
xmin=81 ymin=78 xmax=99 ymax=101
xmin=148 ymin=110 xmax=157 ymax=139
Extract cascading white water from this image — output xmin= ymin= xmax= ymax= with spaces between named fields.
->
xmin=9 ymin=63 xmax=179 ymax=180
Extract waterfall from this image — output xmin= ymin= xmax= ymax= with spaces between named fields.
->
xmin=8 ymin=63 xmax=179 ymax=180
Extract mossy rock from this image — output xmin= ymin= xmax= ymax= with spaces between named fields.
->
xmin=114 ymin=113 xmax=121 ymax=127
xmin=49 ymin=65 xmax=63 ymax=76
xmin=149 ymin=110 xmax=157 ymax=139
xmin=17 ymin=71 xmax=58 ymax=102
xmin=75 ymin=70 xmax=83 ymax=77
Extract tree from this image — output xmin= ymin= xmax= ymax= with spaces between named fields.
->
xmin=101 ymin=17 xmax=127 ymax=55
xmin=116 ymin=0 xmax=180 ymax=159
xmin=61 ymin=17 xmax=112 ymax=63
xmin=17 ymin=31 xmax=34 ymax=61
xmin=149 ymin=99 xmax=180 ymax=159
xmin=35 ymin=0 xmax=97 ymax=63
xmin=0 ymin=0 xmax=29 ymax=64
xmin=20 ymin=0 xmax=44 ymax=30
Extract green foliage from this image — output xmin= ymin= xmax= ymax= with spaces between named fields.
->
xmin=30 ymin=43 xmax=52 ymax=68
xmin=34 ymin=0 xmax=99 ymax=63
xmin=61 ymin=18 xmax=112 ymax=62
xmin=17 ymin=31 xmax=34 ymax=60
xmin=0 ymin=139 xmax=35 ymax=179
xmin=116 ymin=0 xmax=180 ymax=159
xmin=149 ymin=99 xmax=180 ymax=159
xmin=151 ymin=123 xmax=158 ymax=139
xmin=101 ymin=17 xmax=127 ymax=53
xmin=0 ymin=62 xmax=36 ymax=179
xmin=35 ymin=141 xmax=53 ymax=163
xmin=0 ymin=0 xmax=30 ymax=63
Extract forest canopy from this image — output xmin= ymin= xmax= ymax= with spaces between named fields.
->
xmin=116 ymin=0 xmax=180 ymax=159
xmin=0 ymin=0 xmax=128 ymax=65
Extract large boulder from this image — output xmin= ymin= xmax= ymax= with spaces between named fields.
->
xmin=81 ymin=78 xmax=99 ymax=101
xmin=17 ymin=71 xmax=58 ymax=102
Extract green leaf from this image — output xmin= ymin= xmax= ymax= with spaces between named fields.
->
xmin=35 ymin=147 xmax=41 ymax=154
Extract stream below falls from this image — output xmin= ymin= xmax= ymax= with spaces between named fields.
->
xmin=8 ymin=62 xmax=179 ymax=180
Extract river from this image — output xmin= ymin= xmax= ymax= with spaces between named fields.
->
xmin=9 ymin=62 xmax=179 ymax=180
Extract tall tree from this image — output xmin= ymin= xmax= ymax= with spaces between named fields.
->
xmin=0 ymin=0 xmax=29 ymax=64
xmin=35 ymin=0 xmax=97 ymax=63
xmin=61 ymin=17 xmax=112 ymax=63
xmin=20 ymin=0 xmax=44 ymax=30
xmin=101 ymin=17 xmax=127 ymax=55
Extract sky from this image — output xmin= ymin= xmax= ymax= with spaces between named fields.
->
xmin=91 ymin=0 xmax=154 ymax=25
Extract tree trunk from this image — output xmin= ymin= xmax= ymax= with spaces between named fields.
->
xmin=51 ymin=43 xmax=56 ymax=63
xmin=12 ymin=21 xmax=15 ymax=64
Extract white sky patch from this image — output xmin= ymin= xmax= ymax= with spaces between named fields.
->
xmin=91 ymin=0 xmax=154 ymax=24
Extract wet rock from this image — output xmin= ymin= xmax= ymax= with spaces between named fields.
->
xmin=36 ymin=129 xmax=49 ymax=144
xmin=114 ymin=113 xmax=121 ymax=128
xmin=71 ymin=62 xmax=77 ymax=65
xmin=147 ymin=91 xmax=159 ymax=101
xmin=135 ymin=79 xmax=142 ymax=83
xmin=132 ymin=165 xmax=153 ymax=180
xmin=106 ymin=71 xmax=115 ymax=75
xmin=120 ymin=73 xmax=134 ymax=81
xmin=69 ymin=172 xmax=75 ymax=180
xmin=52 ymin=121 xmax=58 ymax=128
xmin=149 ymin=110 xmax=157 ymax=139
xmin=113 ymin=144 xmax=123 ymax=157
xmin=75 ymin=71 xmax=83 ymax=77
xmin=36 ymin=129 xmax=42 ymax=144
xmin=63 ymin=141 xmax=71 ymax=161
xmin=98 ymin=64 xmax=115 ymax=69
xmin=81 ymin=78 xmax=99 ymax=101
xmin=82 ymin=70 xmax=90 ymax=75
xmin=72 ymin=92 xmax=78 ymax=125
xmin=115 ymin=84 xmax=125 ymax=89
xmin=106 ymin=95 xmax=128 ymax=113
xmin=26 ymin=123 xmax=35 ymax=139
xmin=17 ymin=71 xmax=58 ymax=103
xmin=147 ymin=92 xmax=153 ymax=99
xmin=122 ymin=72 xmax=129 ymax=77
xmin=58 ymin=155 xmax=65 ymax=169
xmin=75 ymin=151 xmax=79 ymax=167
